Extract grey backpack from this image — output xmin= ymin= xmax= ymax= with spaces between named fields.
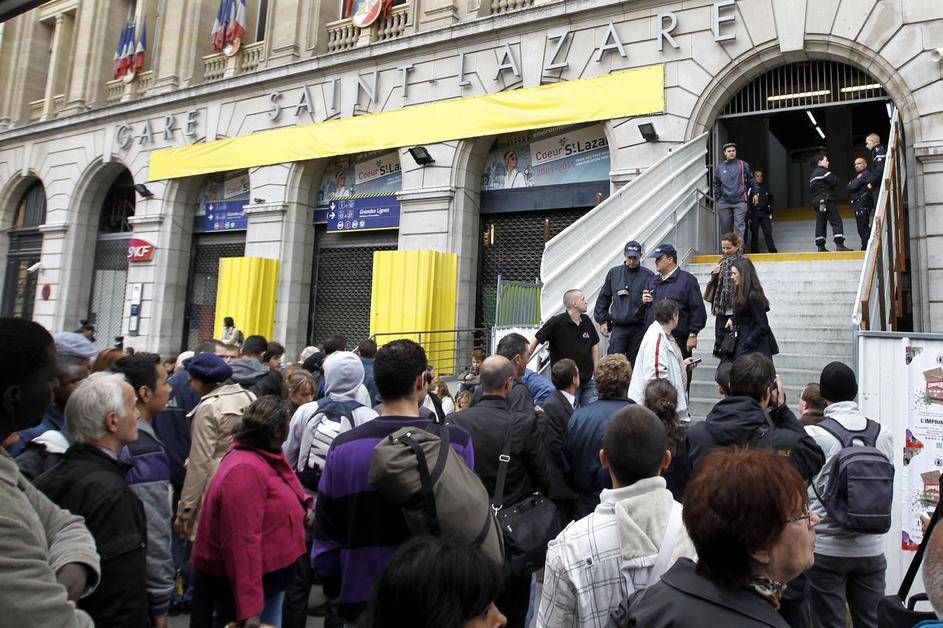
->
xmin=368 ymin=423 xmax=505 ymax=567
xmin=813 ymin=418 xmax=894 ymax=534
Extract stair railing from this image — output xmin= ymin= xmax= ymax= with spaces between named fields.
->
xmin=851 ymin=109 xmax=906 ymax=331
xmin=538 ymin=133 xmax=710 ymax=322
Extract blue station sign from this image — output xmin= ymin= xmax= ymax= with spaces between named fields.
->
xmin=324 ymin=194 xmax=400 ymax=232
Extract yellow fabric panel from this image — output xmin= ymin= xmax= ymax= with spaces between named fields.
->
xmin=214 ymin=257 xmax=280 ymax=340
xmin=370 ymin=250 xmax=458 ymax=375
xmin=149 ymin=65 xmax=665 ymax=181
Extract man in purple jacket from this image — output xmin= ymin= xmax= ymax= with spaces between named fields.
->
xmin=311 ymin=339 xmax=475 ymax=625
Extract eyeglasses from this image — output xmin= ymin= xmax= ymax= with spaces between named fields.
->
xmin=783 ymin=507 xmax=812 ymax=526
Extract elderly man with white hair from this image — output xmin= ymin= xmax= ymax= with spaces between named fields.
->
xmin=35 ymin=372 xmax=151 ymax=627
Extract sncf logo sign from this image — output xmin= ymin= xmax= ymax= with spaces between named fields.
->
xmin=128 ymin=238 xmax=155 ymax=262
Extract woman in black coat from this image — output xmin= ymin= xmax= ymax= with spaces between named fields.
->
xmin=726 ymin=257 xmax=774 ymax=358
xmin=627 ymin=448 xmax=820 ymax=627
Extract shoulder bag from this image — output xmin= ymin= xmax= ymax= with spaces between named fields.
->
xmin=492 ymin=419 xmax=562 ymax=577
xmin=877 ymin=504 xmax=942 ymax=627
xmin=703 ymin=273 xmax=718 ymax=304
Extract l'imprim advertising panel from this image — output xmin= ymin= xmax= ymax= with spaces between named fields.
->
xmin=481 ymin=123 xmax=610 ymax=191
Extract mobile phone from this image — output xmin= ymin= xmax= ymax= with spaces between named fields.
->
xmin=690 ymin=358 xmax=702 ymax=365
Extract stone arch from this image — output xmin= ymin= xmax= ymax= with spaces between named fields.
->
xmin=0 ymin=172 xmax=46 ymax=315
xmin=56 ymin=157 xmax=138 ymax=332
xmin=684 ymin=37 xmax=920 ymax=142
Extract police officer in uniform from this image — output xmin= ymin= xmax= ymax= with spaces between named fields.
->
xmin=593 ymin=240 xmax=653 ymax=366
xmin=810 ymin=153 xmax=851 ymax=252
xmin=848 ymin=157 xmax=874 ymax=250
xmin=747 ymin=169 xmax=778 ymax=253
xmin=866 ymin=132 xmax=887 ymax=207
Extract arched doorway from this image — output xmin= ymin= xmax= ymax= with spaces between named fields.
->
xmin=87 ymin=169 xmax=135 ymax=348
xmin=2 ymin=180 xmax=45 ymax=319
xmin=709 ymin=60 xmax=896 ymax=254
xmin=475 ymin=123 xmax=612 ymax=328
xmin=308 ymin=151 xmax=400 ymax=346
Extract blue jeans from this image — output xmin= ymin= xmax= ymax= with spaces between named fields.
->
xmin=574 ymin=378 xmax=598 ymax=408
xmin=808 ymin=553 xmax=885 ymax=628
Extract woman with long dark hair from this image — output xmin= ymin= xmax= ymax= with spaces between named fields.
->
xmin=708 ymin=232 xmax=745 ymax=361
xmin=726 ymin=257 xmax=775 ymax=358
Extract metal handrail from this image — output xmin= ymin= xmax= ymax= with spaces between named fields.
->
xmin=851 ymin=108 xmax=906 ymax=330
xmin=370 ymin=327 xmax=491 ymax=378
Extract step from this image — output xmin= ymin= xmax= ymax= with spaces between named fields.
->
xmin=691 ymin=352 xmax=851 ymax=371
xmin=690 ymin=251 xmax=865 ymax=264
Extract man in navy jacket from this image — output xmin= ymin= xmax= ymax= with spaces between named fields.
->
xmin=594 ymin=240 xmax=654 ymax=366
xmin=642 ymin=243 xmax=707 ymax=360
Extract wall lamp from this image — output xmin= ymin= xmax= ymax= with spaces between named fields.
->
xmin=638 ymin=123 xmax=659 ymax=142
xmin=133 ymin=183 xmax=154 ymax=198
xmin=408 ymin=146 xmax=435 ymax=165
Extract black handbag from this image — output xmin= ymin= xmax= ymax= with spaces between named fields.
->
xmin=877 ymin=505 xmax=943 ymax=627
xmin=492 ymin=419 xmax=562 ymax=577
xmin=768 ymin=329 xmax=780 ymax=356
xmin=717 ymin=327 xmax=737 ymax=357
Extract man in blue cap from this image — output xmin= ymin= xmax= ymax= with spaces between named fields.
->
xmin=641 ymin=243 xmax=707 ymax=362
xmin=593 ymin=240 xmax=654 ymax=367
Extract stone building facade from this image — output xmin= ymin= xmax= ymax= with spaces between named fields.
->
xmin=0 ymin=0 xmax=941 ymax=356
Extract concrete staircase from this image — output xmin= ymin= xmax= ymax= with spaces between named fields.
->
xmin=685 ymin=254 xmax=864 ymax=421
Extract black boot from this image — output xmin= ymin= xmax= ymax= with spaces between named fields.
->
xmin=817 ymin=243 xmax=828 ymax=252
xmin=835 ymin=240 xmax=852 ymax=252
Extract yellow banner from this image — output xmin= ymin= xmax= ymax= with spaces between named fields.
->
xmin=149 ymin=65 xmax=664 ymax=181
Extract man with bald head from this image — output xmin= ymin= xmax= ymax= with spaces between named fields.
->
xmin=450 ymin=354 xmax=552 ymax=627
xmin=530 ymin=288 xmax=600 ymax=407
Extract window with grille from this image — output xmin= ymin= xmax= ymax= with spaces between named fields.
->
xmin=477 ymin=208 xmax=587 ymax=327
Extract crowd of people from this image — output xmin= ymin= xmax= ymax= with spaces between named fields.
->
xmin=0 ymin=221 xmax=918 ymax=628
xmin=711 ymin=133 xmax=886 ymax=253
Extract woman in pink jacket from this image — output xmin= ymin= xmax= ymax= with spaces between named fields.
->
xmin=191 ymin=396 xmax=313 ymax=628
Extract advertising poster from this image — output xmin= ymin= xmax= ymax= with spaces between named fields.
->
xmin=481 ymin=123 xmax=610 ymax=191
xmin=901 ymin=343 xmax=943 ymax=550
xmin=199 ymin=170 xmax=250 ymax=231
xmin=318 ymin=150 xmax=402 ymax=205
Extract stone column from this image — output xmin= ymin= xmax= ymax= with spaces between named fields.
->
xmin=420 ymin=0 xmax=458 ymax=30
xmin=124 ymin=180 xmax=192 ymax=356
xmin=915 ymin=148 xmax=943 ymax=332
xmin=242 ymin=200 xmax=315 ymax=357
xmin=40 ymin=14 xmax=70 ymax=121
xmin=33 ymin=221 xmax=69 ymax=331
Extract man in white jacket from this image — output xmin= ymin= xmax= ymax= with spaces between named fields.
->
xmin=805 ymin=361 xmax=893 ymax=628
xmin=628 ymin=299 xmax=697 ymax=419
xmin=537 ymin=405 xmax=696 ymax=628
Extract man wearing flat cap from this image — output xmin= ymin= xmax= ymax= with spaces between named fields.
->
xmin=713 ymin=142 xmax=758 ymax=240
xmin=174 ymin=353 xmax=255 ymax=541
xmin=593 ymin=240 xmax=654 ymax=367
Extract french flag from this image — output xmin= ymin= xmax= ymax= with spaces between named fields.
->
xmin=133 ymin=23 xmax=147 ymax=71
xmin=119 ymin=23 xmax=136 ymax=76
xmin=226 ymin=0 xmax=247 ymax=44
xmin=211 ymin=0 xmax=230 ymax=52
xmin=114 ymin=24 xmax=130 ymax=78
